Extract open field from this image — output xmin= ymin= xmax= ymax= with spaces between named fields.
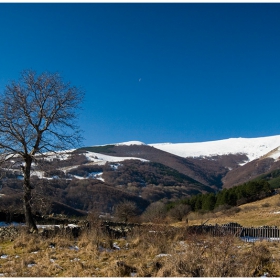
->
xmin=1 ymin=195 xmax=280 ymax=277
xmin=0 ymin=222 xmax=280 ymax=277
xmin=185 ymin=194 xmax=280 ymax=227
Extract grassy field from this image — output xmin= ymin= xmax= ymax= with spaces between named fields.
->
xmin=1 ymin=195 xmax=280 ymax=277
xmin=185 ymin=194 xmax=280 ymax=227
xmin=0 ymin=224 xmax=280 ymax=277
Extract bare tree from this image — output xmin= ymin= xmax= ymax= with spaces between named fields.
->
xmin=141 ymin=201 xmax=167 ymax=223
xmin=114 ymin=200 xmax=139 ymax=223
xmin=0 ymin=70 xmax=84 ymax=232
xmin=168 ymin=204 xmax=191 ymax=221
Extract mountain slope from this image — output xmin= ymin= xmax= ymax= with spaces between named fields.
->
xmin=79 ymin=136 xmax=280 ymax=190
xmin=148 ymin=136 xmax=280 ymax=189
xmin=80 ymin=143 xmax=224 ymax=189
xmin=150 ymin=135 xmax=280 ymax=163
xmin=222 ymin=146 xmax=280 ymax=188
xmin=1 ymin=136 xmax=280 ymax=217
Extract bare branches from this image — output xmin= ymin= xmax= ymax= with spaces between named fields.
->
xmin=0 ymin=70 xmax=84 ymax=159
xmin=0 ymin=70 xmax=84 ymax=230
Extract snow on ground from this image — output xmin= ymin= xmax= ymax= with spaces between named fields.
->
xmin=84 ymin=151 xmax=148 ymax=164
xmin=115 ymin=141 xmax=146 ymax=146
xmin=266 ymin=146 xmax=280 ymax=161
xmin=37 ymin=149 xmax=75 ymax=161
xmin=72 ymin=172 xmax=104 ymax=181
xmin=31 ymin=170 xmax=45 ymax=179
xmin=0 ymin=222 xmax=23 ymax=227
xmin=149 ymin=135 xmax=280 ymax=162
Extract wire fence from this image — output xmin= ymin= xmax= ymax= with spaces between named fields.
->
xmin=188 ymin=223 xmax=280 ymax=242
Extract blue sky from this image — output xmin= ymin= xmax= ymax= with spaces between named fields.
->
xmin=0 ymin=3 xmax=280 ymax=146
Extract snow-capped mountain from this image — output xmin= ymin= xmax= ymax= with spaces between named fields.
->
xmin=109 ymin=135 xmax=280 ymax=189
xmin=1 ymin=135 xmax=280 ymax=215
xmin=149 ymin=135 xmax=280 ymax=163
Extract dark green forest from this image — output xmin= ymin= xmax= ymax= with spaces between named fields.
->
xmin=168 ymin=180 xmax=273 ymax=212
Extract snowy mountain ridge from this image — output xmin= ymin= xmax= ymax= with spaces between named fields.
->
xmin=148 ymin=135 xmax=280 ymax=163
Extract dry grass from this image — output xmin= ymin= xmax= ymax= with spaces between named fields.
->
xmin=1 ymin=223 xmax=280 ymax=277
xmin=2 ymin=196 xmax=280 ymax=277
xmin=185 ymin=194 xmax=280 ymax=227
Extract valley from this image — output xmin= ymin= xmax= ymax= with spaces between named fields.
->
xmin=0 ymin=135 xmax=280 ymax=217
xmin=1 ymin=135 xmax=280 ymax=277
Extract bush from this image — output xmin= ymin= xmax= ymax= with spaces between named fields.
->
xmin=168 ymin=204 xmax=191 ymax=221
xmin=114 ymin=200 xmax=139 ymax=223
xmin=141 ymin=201 xmax=167 ymax=223
xmin=262 ymin=203 xmax=270 ymax=208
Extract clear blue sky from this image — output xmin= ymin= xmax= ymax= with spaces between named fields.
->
xmin=0 ymin=3 xmax=280 ymax=146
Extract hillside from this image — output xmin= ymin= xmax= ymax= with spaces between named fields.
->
xmin=0 ymin=176 xmax=150 ymax=216
xmin=187 ymin=193 xmax=280 ymax=227
xmin=1 ymin=135 xmax=280 ymax=217
xmin=80 ymin=143 xmax=242 ymax=189
xmin=150 ymin=135 xmax=280 ymax=162
xmin=81 ymin=135 xmax=280 ymax=190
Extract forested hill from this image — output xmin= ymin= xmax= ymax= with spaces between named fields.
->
xmin=169 ymin=179 xmax=273 ymax=213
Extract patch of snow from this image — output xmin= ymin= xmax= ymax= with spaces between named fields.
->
xmin=240 ymin=236 xmax=280 ymax=242
xmin=0 ymin=222 xmax=24 ymax=227
xmin=239 ymin=161 xmax=250 ymax=167
xmin=155 ymin=254 xmax=172 ymax=258
xmin=272 ymin=211 xmax=280 ymax=214
xmin=96 ymin=174 xmax=104 ymax=182
xmin=67 ymin=224 xmax=79 ymax=228
xmin=37 ymin=224 xmax=60 ymax=229
xmin=150 ymin=135 xmax=280 ymax=163
xmin=0 ymin=255 xmax=8 ymax=259
xmin=69 ymin=245 xmax=79 ymax=251
xmin=115 ymin=141 xmax=146 ymax=146
xmin=27 ymin=263 xmax=36 ymax=268
xmin=110 ymin=163 xmax=122 ymax=170
xmin=72 ymin=175 xmax=83 ymax=180
xmin=84 ymin=151 xmax=148 ymax=164
xmin=261 ymin=272 xmax=269 ymax=278
xmin=268 ymin=147 xmax=280 ymax=161
xmin=88 ymin=171 xmax=102 ymax=177
xmin=113 ymin=242 xmax=120 ymax=250
xmin=31 ymin=170 xmax=45 ymax=179
xmin=240 ymin=237 xmax=260 ymax=242
xmin=71 ymin=258 xmax=80 ymax=262
xmin=39 ymin=149 xmax=75 ymax=161
xmin=98 ymin=246 xmax=113 ymax=253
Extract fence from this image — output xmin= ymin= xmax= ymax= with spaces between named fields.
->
xmin=188 ymin=223 xmax=280 ymax=242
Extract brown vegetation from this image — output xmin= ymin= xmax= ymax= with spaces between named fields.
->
xmin=186 ymin=194 xmax=280 ymax=227
xmin=0 ymin=222 xmax=279 ymax=277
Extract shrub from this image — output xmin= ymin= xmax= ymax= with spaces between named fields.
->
xmin=261 ymin=203 xmax=270 ymax=208
xmin=114 ymin=200 xmax=139 ymax=223
xmin=141 ymin=201 xmax=167 ymax=223
xmin=168 ymin=204 xmax=191 ymax=221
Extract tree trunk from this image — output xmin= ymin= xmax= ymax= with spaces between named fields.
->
xmin=23 ymin=156 xmax=37 ymax=232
